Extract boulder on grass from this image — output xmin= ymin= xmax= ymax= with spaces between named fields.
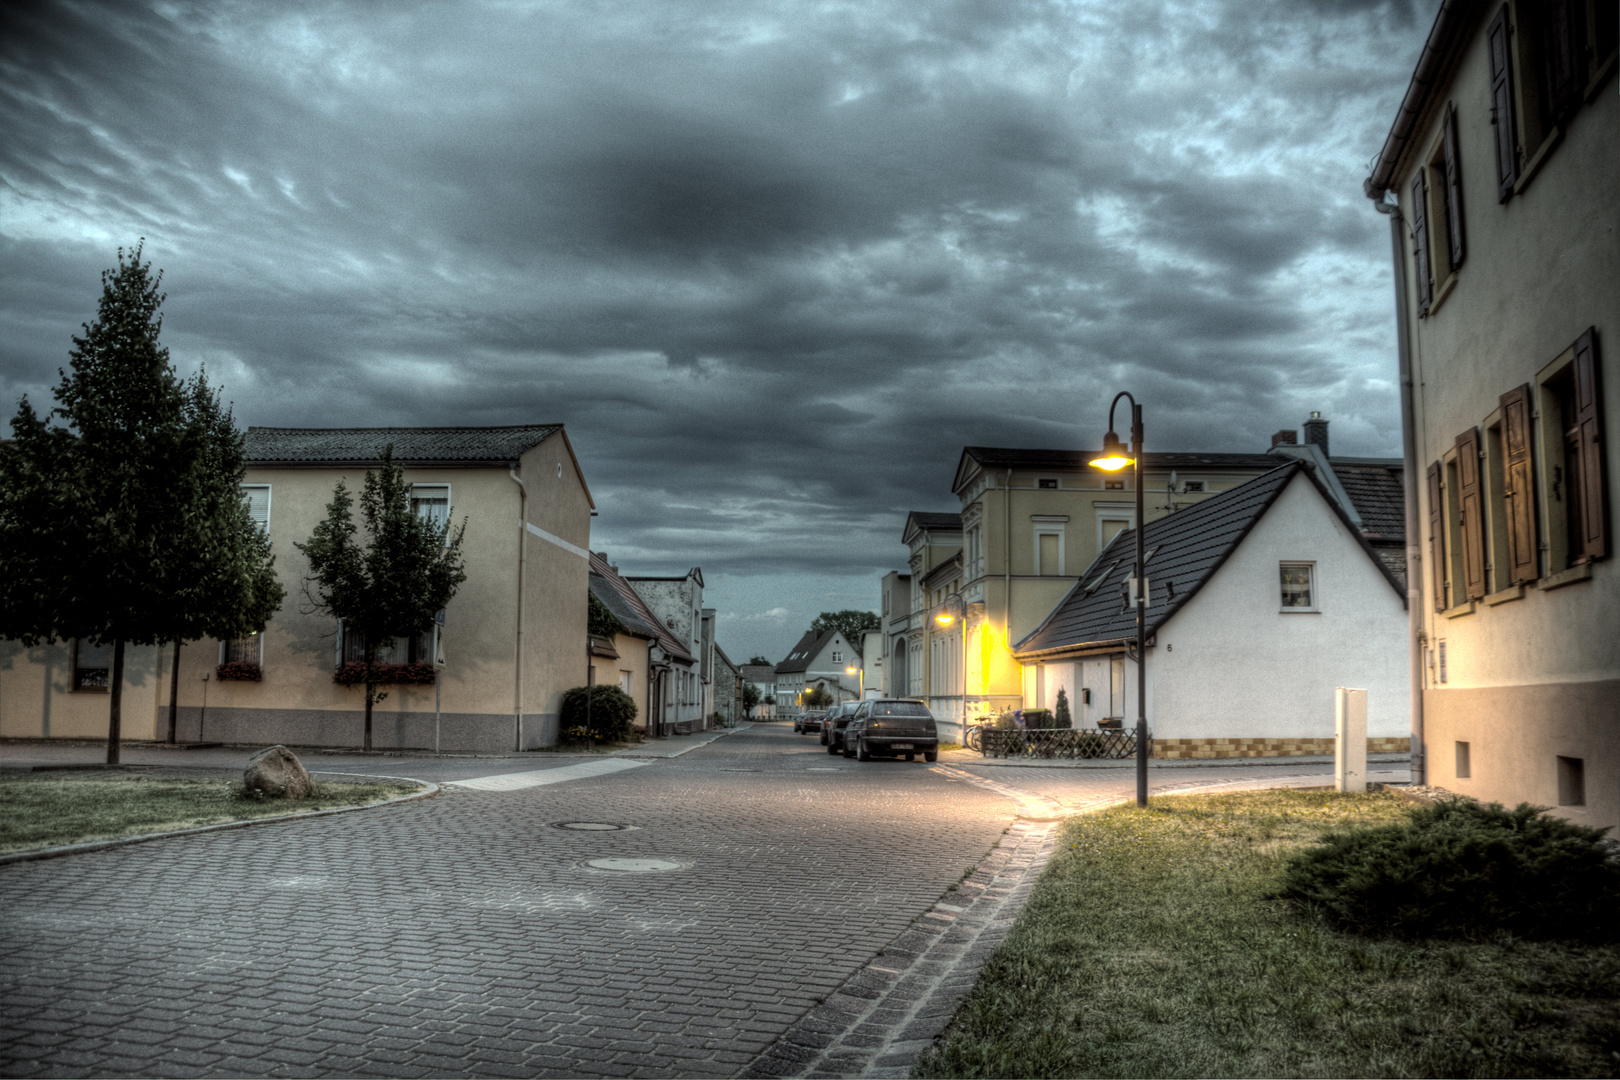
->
xmin=244 ymin=745 xmax=313 ymax=800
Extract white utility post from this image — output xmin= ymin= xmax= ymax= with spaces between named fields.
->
xmin=1335 ymin=687 xmax=1368 ymax=793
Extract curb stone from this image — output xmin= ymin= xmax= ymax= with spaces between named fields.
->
xmin=0 ymin=771 xmax=437 ymax=867
xmin=740 ymin=771 xmax=1366 ymax=1078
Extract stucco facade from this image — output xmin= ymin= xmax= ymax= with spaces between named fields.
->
xmin=1366 ymin=2 xmax=1617 ymax=827
xmin=0 ymin=426 xmax=594 ymax=751
xmin=627 ymin=569 xmax=710 ymax=731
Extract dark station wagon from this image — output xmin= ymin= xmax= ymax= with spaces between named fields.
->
xmin=842 ymin=699 xmax=939 ymax=762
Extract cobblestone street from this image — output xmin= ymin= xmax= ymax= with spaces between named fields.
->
xmin=0 ymin=725 xmax=1404 ymax=1078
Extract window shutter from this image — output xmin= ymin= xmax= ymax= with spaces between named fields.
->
xmin=1410 ymin=172 xmax=1432 ymax=315
xmin=1443 ymin=104 xmax=1465 ymax=271
xmin=1487 ymin=7 xmax=1519 ymax=202
xmin=1542 ymin=0 xmax=1586 ymax=120
xmin=241 ymin=485 xmax=270 ymax=528
xmin=1427 ymin=462 xmax=1448 ymax=610
xmin=1499 ymin=384 xmax=1539 ymax=583
xmin=1455 ymin=428 xmax=1487 ymax=600
xmin=1572 ymin=328 xmax=1607 ymax=559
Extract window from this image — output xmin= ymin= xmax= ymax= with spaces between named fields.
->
xmin=1183 ymin=480 xmax=1205 ymax=493
xmin=241 ymin=485 xmax=270 ymax=531
xmin=410 ymin=484 xmax=450 ymax=534
xmin=220 ymin=633 xmax=263 ymax=666
xmin=1279 ymin=563 xmax=1317 ymax=611
xmin=1033 ymin=518 xmax=1067 ymax=576
xmin=1104 ymin=480 xmax=1124 ymax=491
xmin=72 ymin=638 xmax=111 ymax=691
xmin=1557 ymin=756 xmax=1585 ymax=806
xmin=1455 ymin=741 xmax=1472 ymax=779
xmin=1411 ymin=104 xmax=1466 ymax=316
xmin=620 ymin=670 xmax=633 ymax=695
xmin=832 ymin=650 xmax=842 ymax=664
xmin=1535 ymin=329 xmax=1608 ymax=570
xmin=1438 ymin=640 xmax=1449 ymax=684
xmin=1038 ymin=478 xmax=1058 ymax=489
xmin=1489 ymin=1 xmax=1617 ymax=202
xmin=341 ymin=624 xmax=435 ymax=664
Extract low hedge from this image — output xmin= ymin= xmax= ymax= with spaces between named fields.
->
xmin=560 ymin=684 xmax=638 ymax=741
xmin=1280 ymin=797 xmax=1620 ymax=941
xmin=215 ymin=661 xmax=262 ymax=682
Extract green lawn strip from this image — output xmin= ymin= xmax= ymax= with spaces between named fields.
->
xmin=915 ymin=789 xmax=1620 ymax=1079
xmin=0 ymin=774 xmax=424 ymax=853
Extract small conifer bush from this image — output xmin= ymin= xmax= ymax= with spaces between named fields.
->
xmin=1053 ymin=688 xmax=1072 ymax=729
xmin=1280 ymin=797 xmax=1620 ymax=941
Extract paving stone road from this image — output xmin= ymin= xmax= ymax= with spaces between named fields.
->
xmin=0 ymin=725 xmax=1406 ymax=1078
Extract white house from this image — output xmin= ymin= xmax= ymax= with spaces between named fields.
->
xmin=625 ymin=568 xmax=711 ymax=731
xmin=773 ymin=629 xmax=861 ymax=712
xmin=1013 ymin=462 xmax=1410 ymax=757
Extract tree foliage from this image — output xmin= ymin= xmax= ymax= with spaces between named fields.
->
xmin=810 ymin=609 xmax=879 ymax=644
xmin=741 ymin=682 xmax=762 ymax=714
xmin=588 ymin=592 xmax=623 ymax=639
xmin=0 ymin=243 xmax=282 ymax=762
xmin=1053 ymin=688 xmax=1072 ymax=729
xmin=748 ymin=655 xmax=771 ymax=666
xmin=296 ymin=447 xmax=466 ymax=750
xmin=803 ymin=686 xmax=835 ymax=709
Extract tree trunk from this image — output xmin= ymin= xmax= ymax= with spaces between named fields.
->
xmin=167 ymin=639 xmax=181 ymax=744
xmin=107 ymin=639 xmax=125 ymax=765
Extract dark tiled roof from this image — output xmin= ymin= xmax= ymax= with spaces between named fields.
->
xmin=246 ymin=425 xmax=561 ymax=464
xmin=1332 ymin=461 xmax=1406 ymax=541
xmin=1015 ymin=462 xmax=1404 ymax=658
xmin=906 ymin=511 xmax=962 ymax=531
xmin=589 ymin=554 xmax=694 ymax=664
xmin=775 ymin=630 xmax=835 ymax=674
xmin=1373 ymin=544 xmax=1408 ymax=588
xmin=961 ymin=446 xmax=1282 ymax=473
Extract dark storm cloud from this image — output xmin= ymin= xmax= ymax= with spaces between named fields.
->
xmin=0 ymin=0 xmax=1427 ymax=659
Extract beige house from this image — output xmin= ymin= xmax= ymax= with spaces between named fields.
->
xmin=1364 ymin=3 xmax=1617 ymax=826
xmin=588 ymin=551 xmax=697 ymax=736
xmin=0 ymin=425 xmax=595 ymax=751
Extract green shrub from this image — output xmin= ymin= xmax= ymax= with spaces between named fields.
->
xmin=559 ymin=684 xmax=638 ymax=741
xmin=1053 ymin=687 xmax=1072 ymax=729
xmin=1280 ymin=798 xmax=1620 ymax=941
xmin=1022 ymin=708 xmax=1053 ymax=728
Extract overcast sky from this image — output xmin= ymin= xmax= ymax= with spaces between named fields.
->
xmin=1 ymin=0 xmax=1427 ymax=663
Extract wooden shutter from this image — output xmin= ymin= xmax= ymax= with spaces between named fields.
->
xmin=1427 ymin=462 xmax=1448 ymax=610
xmin=1572 ymin=328 xmax=1608 ymax=559
xmin=1543 ymin=0 xmax=1586 ymax=120
xmin=1487 ymin=7 xmax=1519 ymax=202
xmin=1455 ymin=428 xmax=1487 ymax=600
xmin=1410 ymin=171 xmax=1432 ymax=315
xmin=1443 ymin=105 xmax=1465 ymax=271
xmin=1500 ymin=384 xmax=1539 ymax=583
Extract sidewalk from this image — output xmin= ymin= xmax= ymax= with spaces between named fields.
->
xmin=938 ymin=747 xmax=1410 ymax=770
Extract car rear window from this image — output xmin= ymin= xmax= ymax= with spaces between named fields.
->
xmin=873 ymin=702 xmax=931 ymax=718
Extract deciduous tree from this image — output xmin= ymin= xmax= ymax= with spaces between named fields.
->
xmin=809 ymin=609 xmax=879 ymax=644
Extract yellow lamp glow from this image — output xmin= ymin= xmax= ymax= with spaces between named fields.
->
xmin=846 ymin=666 xmax=858 ymax=675
xmin=1089 ymin=430 xmax=1132 ymax=471
xmin=935 ymin=611 xmax=954 ymax=626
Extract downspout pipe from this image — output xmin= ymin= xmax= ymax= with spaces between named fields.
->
xmin=508 ymin=466 xmax=527 ymax=751
xmin=1373 ymin=193 xmax=1426 ymax=786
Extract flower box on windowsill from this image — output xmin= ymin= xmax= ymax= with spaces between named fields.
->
xmin=332 ymin=661 xmax=437 ymax=686
xmin=216 ymin=661 xmax=263 ymax=682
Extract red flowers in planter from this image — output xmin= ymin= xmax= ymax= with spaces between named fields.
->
xmin=332 ymin=661 xmax=436 ymax=686
xmin=216 ymin=661 xmax=263 ymax=682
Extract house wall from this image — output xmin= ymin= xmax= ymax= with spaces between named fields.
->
xmin=1393 ymin=11 xmax=1618 ymax=827
xmin=2 ymin=432 xmax=592 ymax=751
xmin=592 ymin=633 xmax=651 ymax=733
xmin=0 ymin=640 xmax=165 ymax=741
xmin=1150 ymin=474 xmax=1409 ymax=745
xmin=628 ymin=574 xmax=706 ymax=728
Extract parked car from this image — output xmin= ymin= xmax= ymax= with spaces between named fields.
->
xmin=820 ymin=702 xmax=862 ymax=753
xmin=843 ymin=699 xmax=938 ymax=762
xmin=798 ymin=711 xmax=827 ymax=735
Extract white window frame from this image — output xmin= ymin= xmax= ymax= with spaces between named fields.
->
xmin=1095 ymin=503 xmax=1135 ymax=550
xmin=1279 ymin=561 xmax=1319 ymax=613
xmin=410 ymin=483 xmax=452 ymax=540
xmin=241 ymin=484 xmax=271 ymax=531
xmin=218 ymin=632 xmax=265 ymax=666
xmin=72 ymin=638 xmax=112 ymax=692
xmin=1032 ymin=517 xmax=1068 ymax=576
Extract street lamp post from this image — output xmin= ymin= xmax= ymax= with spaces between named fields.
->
xmin=845 ymin=664 xmax=864 ymax=700
xmin=1089 ymin=392 xmax=1150 ymax=808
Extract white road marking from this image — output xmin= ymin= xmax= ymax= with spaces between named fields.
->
xmin=448 ymin=758 xmax=650 ymax=791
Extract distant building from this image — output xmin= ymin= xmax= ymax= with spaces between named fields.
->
xmin=739 ymin=663 xmax=777 ymax=717
xmin=589 ymin=552 xmax=698 ymax=737
xmin=774 ymin=629 xmax=860 ymax=712
xmin=626 ymin=568 xmax=711 ymax=731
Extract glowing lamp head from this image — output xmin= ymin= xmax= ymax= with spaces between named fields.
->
xmin=1089 ymin=430 xmax=1132 ymax=472
xmin=846 ymin=665 xmax=858 ymax=676
xmin=935 ymin=611 xmax=955 ymax=626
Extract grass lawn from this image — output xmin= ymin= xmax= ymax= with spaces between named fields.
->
xmin=915 ymin=788 xmax=1620 ymax=1079
xmin=0 ymin=772 xmax=424 ymax=854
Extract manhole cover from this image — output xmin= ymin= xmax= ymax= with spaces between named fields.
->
xmin=587 ymin=857 xmax=684 ymax=873
xmin=553 ymin=821 xmax=635 ymax=832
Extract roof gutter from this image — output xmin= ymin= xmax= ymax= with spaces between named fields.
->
xmin=1363 ymin=0 xmax=1467 ymax=200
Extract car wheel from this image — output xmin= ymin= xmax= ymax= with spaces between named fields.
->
xmin=828 ymin=739 xmax=840 ymax=755
xmin=856 ymin=739 xmax=871 ymax=762
xmin=924 ymin=750 xmax=938 ymax=762
xmin=905 ymin=753 xmax=915 ymax=761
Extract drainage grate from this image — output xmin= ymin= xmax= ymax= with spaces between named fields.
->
xmin=587 ymin=857 xmax=683 ymax=873
xmin=552 ymin=821 xmax=635 ymax=832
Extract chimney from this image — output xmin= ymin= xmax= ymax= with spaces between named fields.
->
xmin=1303 ymin=411 xmax=1329 ymax=457
xmin=1270 ymin=429 xmax=1298 ymax=448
